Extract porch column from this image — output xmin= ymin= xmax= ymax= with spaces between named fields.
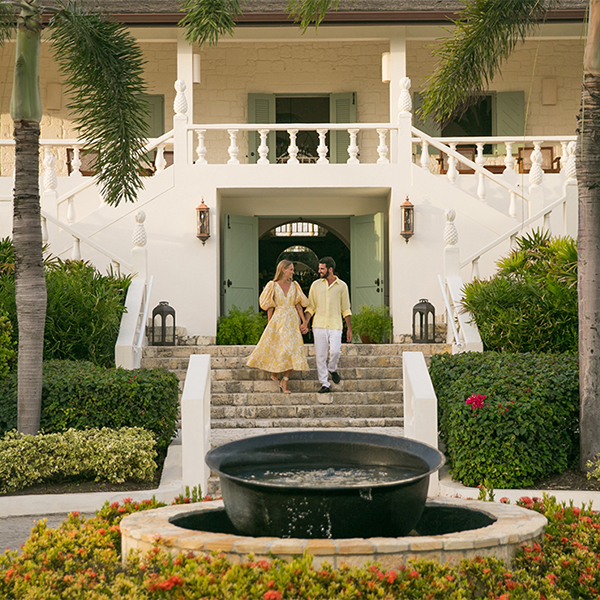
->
xmin=388 ymin=27 xmax=407 ymax=163
xmin=176 ymin=32 xmax=194 ymax=165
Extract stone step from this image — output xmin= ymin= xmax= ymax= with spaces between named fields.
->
xmin=211 ymin=416 xmax=404 ymax=429
xmin=211 ymin=403 xmax=402 ymax=421
xmin=210 ymin=377 xmax=402 ymax=394
xmin=212 ymin=390 xmax=402 ymax=407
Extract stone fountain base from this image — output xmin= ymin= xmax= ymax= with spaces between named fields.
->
xmin=120 ymin=497 xmax=547 ymax=568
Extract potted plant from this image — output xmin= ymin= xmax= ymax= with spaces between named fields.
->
xmin=351 ymin=305 xmax=393 ymax=344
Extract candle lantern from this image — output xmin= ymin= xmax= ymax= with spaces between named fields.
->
xmin=412 ymin=298 xmax=435 ymax=343
xmin=196 ymin=199 xmax=210 ymax=244
xmin=400 ymin=197 xmax=414 ymax=243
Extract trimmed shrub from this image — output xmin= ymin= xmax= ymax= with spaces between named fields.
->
xmin=0 ymin=427 xmax=156 ymax=494
xmin=0 ymin=360 xmax=179 ymax=453
xmin=462 ymin=231 xmax=578 ymax=353
xmin=430 ymin=352 xmax=579 ymax=488
xmin=217 ymin=305 xmax=267 ymax=345
xmin=0 ymin=310 xmax=15 ymax=378
xmin=0 ymin=250 xmax=131 ymax=367
xmin=351 ymin=304 xmax=393 ymax=344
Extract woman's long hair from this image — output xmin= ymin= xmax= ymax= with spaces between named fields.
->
xmin=273 ymin=260 xmax=293 ymax=282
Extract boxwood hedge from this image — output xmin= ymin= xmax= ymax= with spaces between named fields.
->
xmin=0 ymin=360 xmax=179 ymax=453
xmin=429 ymin=352 xmax=579 ymax=488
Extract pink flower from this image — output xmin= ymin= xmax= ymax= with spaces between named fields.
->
xmin=466 ymin=394 xmax=487 ymax=410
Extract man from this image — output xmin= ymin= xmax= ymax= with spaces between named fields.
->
xmin=304 ymin=257 xmax=352 ymax=393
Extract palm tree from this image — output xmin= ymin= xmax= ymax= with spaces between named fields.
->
xmin=287 ymin=0 xmax=599 ymax=468
xmin=3 ymin=0 xmax=150 ymax=434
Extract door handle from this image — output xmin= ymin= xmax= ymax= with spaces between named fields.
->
xmin=223 ymin=279 xmax=232 ymax=288
xmin=374 ymin=278 xmax=380 ymax=286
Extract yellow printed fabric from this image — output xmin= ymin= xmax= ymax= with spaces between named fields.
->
xmin=306 ymin=277 xmax=351 ymax=330
xmin=247 ymin=281 xmax=309 ymax=372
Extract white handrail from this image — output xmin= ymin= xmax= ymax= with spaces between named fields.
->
xmin=40 ymin=209 xmax=132 ymax=271
xmin=413 ymin=135 xmax=576 ymax=145
xmin=437 ymin=274 xmax=462 ymax=349
xmin=135 ymin=275 xmax=154 ymax=352
xmin=411 ymin=127 xmax=529 ymax=203
xmin=189 ymin=122 xmax=396 ymax=131
xmin=459 ymin=193 xmax=568 ymax=270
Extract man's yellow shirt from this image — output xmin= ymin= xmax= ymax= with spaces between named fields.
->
xmin=306 ymin=277 xmax=352 ymax=331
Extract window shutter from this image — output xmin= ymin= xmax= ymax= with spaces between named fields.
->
xmin=329 ymin=92 xmax=357 ymax=164
xmin=248 ymin=94 xmax=276 ymax=163
xmin=495 ymin=91 xmax=525 ymax=137
xmin=412 ymin=92 xmax=442 ymax=137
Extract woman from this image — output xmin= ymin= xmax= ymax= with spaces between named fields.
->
xmin=247 ymin=260 xmax=309 ymax=393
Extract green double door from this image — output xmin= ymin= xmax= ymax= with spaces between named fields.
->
xmin=221 ymin=212 xmax=386 ymax=315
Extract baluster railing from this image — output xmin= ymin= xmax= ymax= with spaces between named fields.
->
xmin=529 ymin=141 xmax=544 ymax=188
xmin=66 ymin=196 xmax=76 ymax=224
xmin=316 ymin=129 xmax=329 ymax=164
xmin=287 ymin=129 xmax=299 ymax=164
xmin=69 ymin=146 xmax=83 ymax=177
xmin=504 ymin=141 xmax=515 ymax=173
xmin=71 ymin=236 xmax=81 ymax=260
xmin=227 ymin=129 xmax=239 ymax=164
xmin=257 ymin=129 xmax=270 ymax=164
xmin=195 ymin=129 xmax=207 ymax=164
xmin=376 ymin=129 xmax=389 ymax=164
xmin=476 ymin=143 xmax=486 ymax=203
xmin=347 ymin=129 xmax=359 ymax=164
xmin=446 ymin=143 xmax=458 ymax=184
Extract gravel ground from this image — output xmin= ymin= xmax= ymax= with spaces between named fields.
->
xmin=0 ymin=514 xmax=73 ymax=552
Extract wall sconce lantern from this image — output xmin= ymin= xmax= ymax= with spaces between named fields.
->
xmin=381 ymin=51 xmax=391 ymax=83
xmin=193 ymin=53 xmax=201 ymax=84
xmin=196 ymin=199 xmax=210 ymax=245
xmin=412 ymin=298 xmax=435 ymax=343
xmin=400 ymin=196 xmax=414 ymax=243
xmin=152 ymin=301 xmax=176 ymax=346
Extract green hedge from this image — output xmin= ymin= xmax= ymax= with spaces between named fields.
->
xmin=430 ymin=352 xmax=579 ymax=488
xmin=0 ymin=360 xmax=179 ymax=453
xmin=0 ymin=253 xmax=131 ymax=367
xmin=0 ymin=427 xmax=156 ymax=494
xmin=217 ymin=305 xmax=267 ymax=345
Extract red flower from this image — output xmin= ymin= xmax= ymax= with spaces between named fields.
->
xmin=263 ymin=591 xmax=282 ymax=600
xmin=386 ymin=571 xmax=397 ymax=584
xmin=466 ymin=394 xmax=487 ymax=410
xmin=500 ymin=497 xmax=510 ymax=504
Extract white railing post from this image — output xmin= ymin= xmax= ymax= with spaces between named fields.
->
xmin=155 ymin=143 xmax=166 ymax=172
xmin=173 ymin=79 xmax=189 ymax=168
xmin=397 ymin=77 xmax=413 ymax=167
xmin=504 ymin=141 xmax=516 ymax=173
xmin=528 ymin=141 xmax=545 ymax=217
xmin=195 ymin=129 xmax=207 ymax=164
xmin=403 ymin=351 xmax=440 ymax=496
xmin=563 ymin=140 xmax=578 ymax=237
xmin=227 ymin=129 xmax=240 ymax=164
xmin=347 ymin=128 xmax=360 ymax=164
xmin=257 ymin=129 xmax=270 ymax=164
xmin=71 ymin=236 xmax=81 ymax=260
xmin=181 ymin=354 xmax=212 ymax=495
xmin=287 ymin=129 xmax=299 ymax=164
xmin=376 ymin=128 xmax=389 ymax=164
xmin=316 ymin=129 xmax=329 ymax=164
xmin=132 ymin=210 xmax=148 ymax=282
xmin=69 ymin=146 xmax=83 ymax=177
xmin=476 ymin=143 xmax=486 ymax=203
xmin=419 ymin=136 xmax=430 ymax=170
xmin=446 ymin=143 xmax=458 ymax=184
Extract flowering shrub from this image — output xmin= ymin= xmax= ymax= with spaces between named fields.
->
xmin=2 ymin=494 xmax=599 ymax=599
xmin=0 ymin=311 xmax=15 ymax=379
xmin=430 ymin=352 xmax=579 ymax=488
xmin=0 ymin=427 xmax=157 ymax=494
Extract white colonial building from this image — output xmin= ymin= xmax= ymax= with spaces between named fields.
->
xmin=0 ymin=0 xmax=583 ymax=356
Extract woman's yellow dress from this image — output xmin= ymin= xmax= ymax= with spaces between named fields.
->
xmin=246 ymin=280 xmax=309 ymax=373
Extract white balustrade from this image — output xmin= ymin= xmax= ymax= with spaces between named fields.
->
xmin=476 ymin=143 xmax=486 ymax=203
xmin=287 ymin=129 xmax=299 ymax=164
xmin=420 ymin=137 xmax=430 ymax=169
xmin=316 ymin=129 xmax=329 ymax=164
xmin=504 ymin=141 xmax=515 ymax=173
xmin=376 ymin=129 xmax=389 ymax=164
xmin=66 ymin=196 xmax=76 ymax=224
xmin=70 ymin=146 xmax=82 ymax=177
xmin=509 ymin=191 xmax=518 ymax=219
xmin=446 ymin=143 xmax=458 ymax=184
xmin=71 ymin=236 xmax=81 ymax=260
xmin=195 ymin=130 xmax=207 ymax=164
xmin=471 ymin=257 xmax=480 ymax=280
xmin=155 ymin=143 xmax=166 ymax=172
xmin=347 ymin=129 xmax=359 ymax=164
xmin=528 ymin=142 xmax=544 ymax=188
xmin=560 ymin=141 xmax=569 ymax=175
xmin=257 ymin=129 xmax=270 ymax=164
xmin=227 ymin=129 xmax=240 ymax=164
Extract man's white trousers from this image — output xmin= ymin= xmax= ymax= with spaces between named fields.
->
xmin=313 ymin=328 xmax=342 ymax=388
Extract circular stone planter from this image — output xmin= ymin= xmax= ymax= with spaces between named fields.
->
xmin=120 ymin=497 xmax=547 ymax=568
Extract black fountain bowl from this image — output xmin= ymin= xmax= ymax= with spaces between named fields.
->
xmin=205 ymin=430 xmax=445 ymax=539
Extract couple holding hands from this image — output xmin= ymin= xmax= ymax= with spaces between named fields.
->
xmin=247 ymin=257 xmax=352 ymax=394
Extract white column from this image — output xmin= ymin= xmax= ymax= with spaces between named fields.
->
xmin=177 ymin=31 xmax=194 ymax=126
xmin=388 ymin=27 xmax=407 ymax=163
xmin=173 ymin=79 xmax=189 ymax=169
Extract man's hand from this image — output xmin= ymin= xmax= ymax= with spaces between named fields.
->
xmin=346 ymin=327 xmax=352 ymax=343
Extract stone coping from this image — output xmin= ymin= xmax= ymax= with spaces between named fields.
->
xmin=120 ymin=497 xmax=547 ymax=568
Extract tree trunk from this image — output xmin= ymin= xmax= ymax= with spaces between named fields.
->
xmin=13 ymin=118 xmax=46 ymax=435
xmin=578 ymin=1 xmax=600 ymax=468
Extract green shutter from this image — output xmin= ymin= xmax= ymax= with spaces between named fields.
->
xmin=412 ymin=92 xmax=442 ymax=138
xmin=329 ymin=92 xmax=357 ymax=164
xmin=495 ymin=91 xmax=525 ymax=137
xmin=248 ymin=94 xmax=276 ymax=163
xmin=141 ymin=95 xmax=165 ymax=138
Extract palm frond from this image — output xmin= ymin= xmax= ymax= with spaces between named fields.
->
xmin=48 ymin=2 xmax=149 ymax=206
xmin=0 ymin=2 xmax=17 ymax=45
xmin=420 ymin=0 xmax=554 ymax=126
xmin=179 ymin=0 xmax=242 ymax=46
xmin=287 ymin=0 xmax=339 ymax=31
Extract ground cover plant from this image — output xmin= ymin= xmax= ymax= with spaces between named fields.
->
xmin=0 ymin=239 xmax=131 ymax=367
xmin=0 ymin=360 xmax=179 ymax=454
xmin=0 ymin=427 xmax=156 ymax=494
xmin=0 ymin=494 xmax=596 ymax=599
xmin=462 ymin=231 xmax=577 ymax=353
xmin=430 ymin=351 xmax=579 ymax=488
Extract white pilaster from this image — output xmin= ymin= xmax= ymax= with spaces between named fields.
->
xmin=388 ymin=27 xmax=407 ymax=163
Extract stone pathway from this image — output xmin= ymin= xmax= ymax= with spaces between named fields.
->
xmin=0 ymin=513 xmax=72 ymax=552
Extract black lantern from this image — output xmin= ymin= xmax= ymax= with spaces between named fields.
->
xmin=152 ymin=301 xmax=176 ymax=346
xmin=412 ymin=298 xmax=435 ymax=343
xmin=196 ymin=199 xmax=210 ymax=245
xmin=400 ymin=196 xmax=414 ymax=243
